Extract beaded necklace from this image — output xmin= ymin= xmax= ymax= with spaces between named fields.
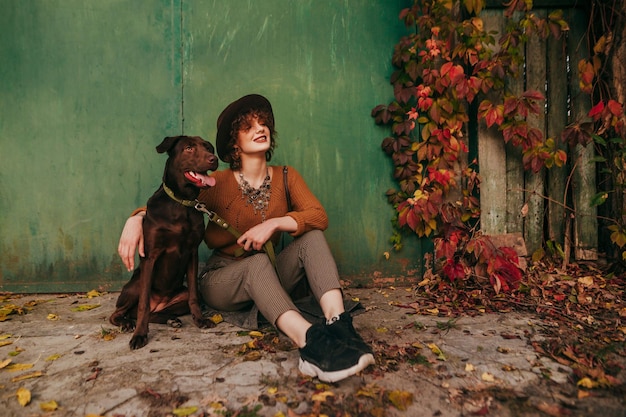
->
xmin=238 ymin=169 xmax=271 ymax=221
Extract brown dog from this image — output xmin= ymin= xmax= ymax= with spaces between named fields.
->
xmin=110 ymin=135 xmax=218 ymax=349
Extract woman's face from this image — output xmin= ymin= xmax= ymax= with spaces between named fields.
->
xmin=236 ymin=115 xmax=271 ymax=157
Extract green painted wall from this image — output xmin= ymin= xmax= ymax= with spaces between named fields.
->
xmin=1 ymin=0 xmax=424 ymax=293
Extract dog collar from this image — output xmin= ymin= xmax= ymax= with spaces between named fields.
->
xmin=162 ymin=183 xmax=197 ymax=207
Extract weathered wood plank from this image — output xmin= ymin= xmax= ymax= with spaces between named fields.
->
xmin=478 ymin=10 xmax=508 ymax=234
xmin=504 ymin=11 xmax=525 ymax=235
xmin=568 ymin=7 xmax=598 ymax=260
xmin=546 ymin=27 xmax=569 ymax=247
xmin=524 ymin=9 xmax=547 ymax=256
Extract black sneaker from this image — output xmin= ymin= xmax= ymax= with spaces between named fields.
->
xmin=298 ymin=323 xmax=375 ymax=383
xmin=327 ymin=312 xmax=373 ymax=355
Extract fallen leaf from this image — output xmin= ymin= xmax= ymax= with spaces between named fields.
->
xmin=577 ymin=377 xmax=598 ymax=389
xmin=70 ymin=304 xmax=100 ymax=312
xmin=535 ymin=401 xmax=572 ymax=416
xmin=209 ymin=313 xmax=223 ymax=324
xmin=0 ymin=358 xmax=12 ymax=369
xmin=9 ymin=346 xmax=25 ymax=356
xmin=47 ymin=313 xmax=59 ymax=321
xmin=0 ymin=340 xmax=13 ymax=347
xmin=45 ymin=354 xmax=62 ymax=361
xmin=11 ymin=371 xmax=44 ymax=382
xmin=86 ymin=289 xmax=102 ymax=298
xmin=427 ymin=343 xmax=446 ymax=360
xmin=357 ymin=383 xmax=383 ymax=398
xmin=249 ymin=331 xmax=264 ymax=338
xmin=311 ymin=390 xmax=334 ymax=402
xmin=388 ymin=390 xmax=413 ymax=410
xmin=0 ymin=334 xmax=12 ymax=340
xmin=243 ymin=350 xmax=262 ymax=361
xmin=465 ymin=363 xmax=475 ymax=372
xmin=16 ymin=387 xmax=31 ymax=406
xmin=577 ymin=276 xmax=594 ymax=286
xmin=40 ymin=400 xmax=59 ymax=411
xmin=6 ymin=363 xmax=34 ymax=372
xmin=172 ymin=406 xmax=198 ymax=416
xmin=481 ymin=372 xmax=495 ymax=382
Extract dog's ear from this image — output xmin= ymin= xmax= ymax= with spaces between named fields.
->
xmin=156 ymin=136 xmax=181 ymax=154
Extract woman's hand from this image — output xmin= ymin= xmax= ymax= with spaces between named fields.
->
xmin=237 ymin=216 xmax=297 ymax=252
xmin=118 ymin=212 xmax=145 ymax=271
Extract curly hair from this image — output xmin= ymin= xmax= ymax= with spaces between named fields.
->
xmin=225 ymin=108 xmax=277 ymax=169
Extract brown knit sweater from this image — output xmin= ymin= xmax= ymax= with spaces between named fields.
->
xmin=196 ymin=165 xmax=327 ymax=256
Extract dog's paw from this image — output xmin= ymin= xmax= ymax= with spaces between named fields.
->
xmin=120 ymin=319 xmax=136 ymax=333
xmin=194 ymin=317 xmax=216 ymax=329
xmin=129 ymin=334 xmax=148 ymax=350
xmin=167 ymin=318 xmax=183 ymax=328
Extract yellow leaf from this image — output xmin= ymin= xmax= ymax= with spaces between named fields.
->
xmin=577 ymin=276 xmax=594 ymax=287
xmin=172 ymin=406 xmax=198 ymax=416
xmin=243 ymin=350 xmax=262 ymax=361
xmin=426 ymin=308 xmax=439 ymax=315
xmin=40 ymin=400 xmax=59 ymax=411
xmin=0 ymin=340 xmax=13 ymax=347
xmin=0 ymin=334 xmax=12 ymax=340
xmin=86 ymin=290 xmax=102 ymax=298
xmin=16 ymin=387 xmax=31 ymax=406
xmin=103 ymin=333 xmax=116 ymax=341
xmin=209 ymin=314 xmax=223 ymax=324
xmin=45 ymin=354 xmax=62 ymax=361
xmin=351 ymin=297 xmax=360 ymax=302
xmin=248 ymin=331 xmax=263 ymax=338
xmin=577 ymin=377 xmax=598 ymax=389
xmin=47 ymin=313 xmax=59 ymax=321
xmin=376 ymin=327 xmax=388 ymax=333
xmin=6 ymin=363 xmax=34 ymax=372
xmin=273 ymin=412 xmax=286 ymax=417
xmin=470 ymin=17 xmax=484 ymax=31
xmin=387 ymin=390 xmax=413 ymax=411
xmin=311 ymin=390 xmax=334 ymax=402
xmin=417 ymin=278 xmax=429 ymax=287
xmin=357 ymin=384 xmax=383 ymax=398
xmin=70 ymin=304 xmax=100 ymax=312
xmin=11 ymin=371 xmax=44 ymax=382
xmin=267 ymin=387 xmax=278 ymax=394
xmin=0 ymin=358 xmax=12 ymax=369
xmin=427 ymin=343 xmax=446 ymax=360
xmin=481 ymin=372 xmax=495 ymax=382
xmin=465 ymin=363 xmax=475 ymax=372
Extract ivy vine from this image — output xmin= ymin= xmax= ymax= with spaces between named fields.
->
xmin=371 ymin=0 xmax=626 ymax=292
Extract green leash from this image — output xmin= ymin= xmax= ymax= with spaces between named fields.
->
xmin=162 ymin=183 xmax=277 ymax=268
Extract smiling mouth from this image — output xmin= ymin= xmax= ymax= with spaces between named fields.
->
xmin=253 ymin=135 xmax=268 ymax=143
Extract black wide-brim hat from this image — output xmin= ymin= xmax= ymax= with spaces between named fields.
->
xmin=216 ymin=94 xmax=274 ymax=161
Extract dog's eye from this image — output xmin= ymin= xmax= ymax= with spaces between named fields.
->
xmin=185 ymin=145 xmax=193 ymax=151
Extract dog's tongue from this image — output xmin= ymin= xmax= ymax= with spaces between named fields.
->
xmin=184 ymin=171 xmax=216 ymax=188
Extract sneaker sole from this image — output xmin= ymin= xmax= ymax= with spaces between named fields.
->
xmin=298 ymin=353 xmax=375 ymax=383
